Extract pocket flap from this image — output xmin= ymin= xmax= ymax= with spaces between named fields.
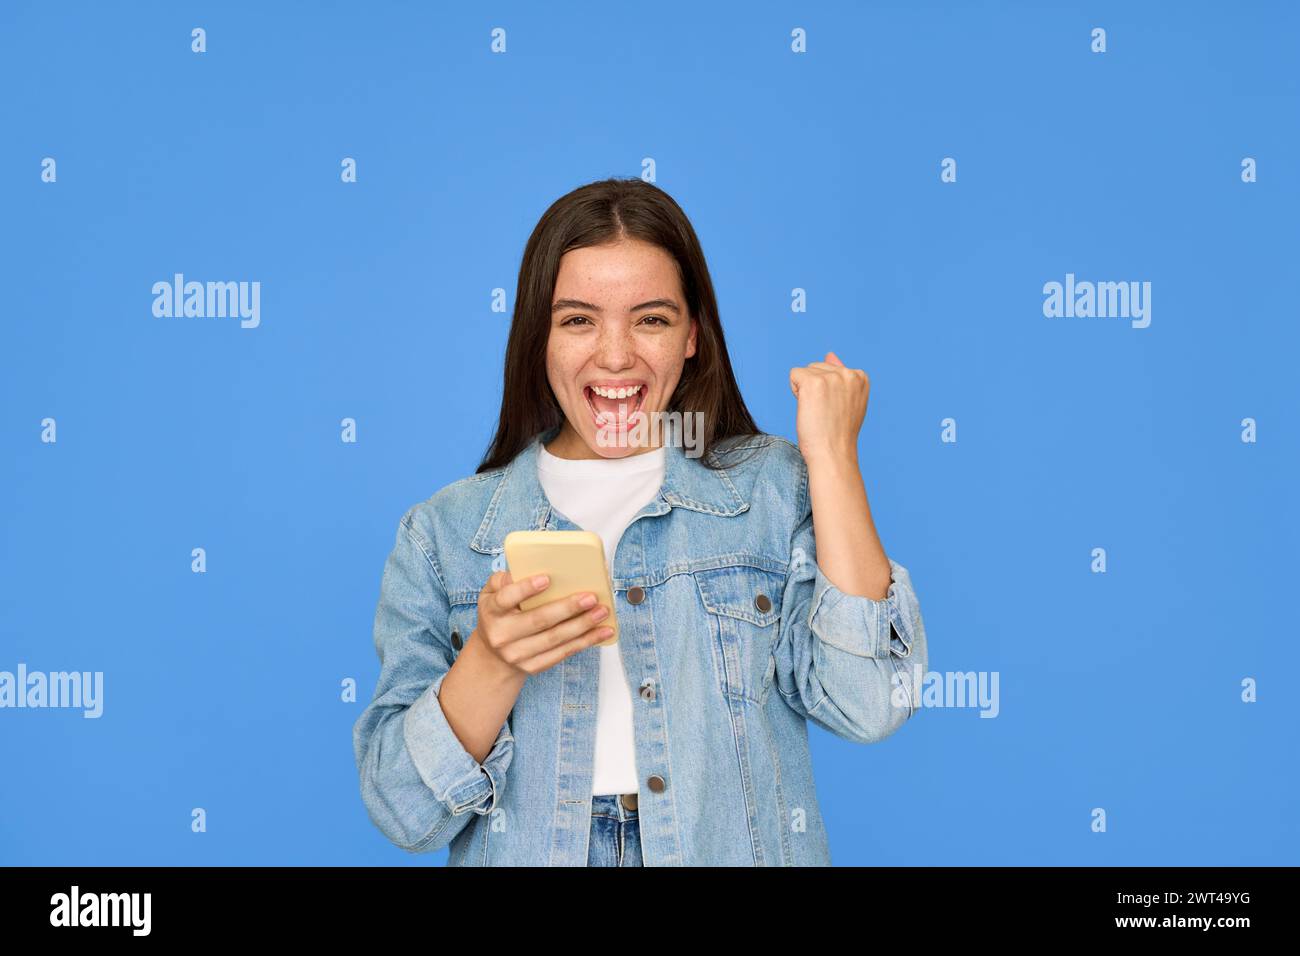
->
xmin=693 ymin=565 xmax=784 ymax=627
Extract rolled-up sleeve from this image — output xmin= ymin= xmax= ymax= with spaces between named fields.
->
xmin=771 ymin=459 xmax=929 ymax=744
xmin=403 ymin=668 xmax=513 ymax=817
xmin=353 ymin=508 xmax=515 ymax=854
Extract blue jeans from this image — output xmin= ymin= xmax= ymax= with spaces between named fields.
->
xmin=587 ymin=793 xmax=643 ymax=866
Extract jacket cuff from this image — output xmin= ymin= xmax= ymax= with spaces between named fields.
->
xmin=402 ymin=669 xmax=514 ymax=816
xmin=808 ymin=559 xmax=914 ymax=659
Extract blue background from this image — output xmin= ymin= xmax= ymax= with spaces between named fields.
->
xmin=1 ymin=0 xmax=1296 ymax=865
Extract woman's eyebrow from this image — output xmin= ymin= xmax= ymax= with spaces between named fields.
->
xmin=551 ymin=298 xmax=682 ymax=314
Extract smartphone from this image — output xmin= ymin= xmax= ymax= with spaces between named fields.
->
xmin=502 ymin=530 xmax=620 ymax=647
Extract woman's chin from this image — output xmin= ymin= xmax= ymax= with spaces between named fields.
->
xmin=594 ymin=415 xmax=658 ymax=452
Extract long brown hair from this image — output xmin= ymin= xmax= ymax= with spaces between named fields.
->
xmin=476 ymin=177 xmax=764 ymax=474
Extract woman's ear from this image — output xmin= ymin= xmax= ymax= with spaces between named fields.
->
xmin=685 ymin=317 xmax=698 ymax=359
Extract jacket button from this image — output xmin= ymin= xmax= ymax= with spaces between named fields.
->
xmin=626 ymin=586 xmax=645 ymax=604
xmin=639 ymin=680 xmax=656 ymax=701
xmin=755 ymin=593 xmax=772 ymax=613
xmin=450 ymin=630 xmax=462 ymax=650
xmin=646 ymin=774 xmax=665 ymax=793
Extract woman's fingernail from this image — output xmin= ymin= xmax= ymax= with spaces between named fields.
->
xmin=532 ymin=575 xmax=549 ymax=588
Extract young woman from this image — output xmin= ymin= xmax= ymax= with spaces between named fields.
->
xmin=353 ymin=177 xmax=928 ymax=866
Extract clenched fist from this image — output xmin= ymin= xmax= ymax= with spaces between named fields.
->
xmin=789 ymin=350 xmax=870 ymax=464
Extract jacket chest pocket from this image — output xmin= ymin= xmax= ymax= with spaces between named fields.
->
xmin=693 ymin=564 xmax=784 ymax=703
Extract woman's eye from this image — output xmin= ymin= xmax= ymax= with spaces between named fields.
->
xmin=560 ymin=315 xmax=666 ymax=327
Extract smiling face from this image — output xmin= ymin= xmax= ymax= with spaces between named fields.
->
xmin=544 ymin=238 xmax=698 ymax=460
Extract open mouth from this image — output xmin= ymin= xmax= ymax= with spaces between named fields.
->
xmin=583 ymin=384 xmax=646 ymax=428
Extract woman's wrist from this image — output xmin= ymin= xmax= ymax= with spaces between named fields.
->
xmin=458 ymin=629 xmax=528 ymax=691
xmin=801 ymin=442 xmax=860 ymax=475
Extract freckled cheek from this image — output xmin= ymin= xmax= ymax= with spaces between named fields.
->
xmin=547 ymin=342 xmax=585 ymax=379
xmin=641 ymin=343 xmax=686 ymax=399
xmin=547 ymin=343 xmax=591 ymax=413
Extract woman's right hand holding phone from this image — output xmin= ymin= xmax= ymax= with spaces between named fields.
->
xmin=473 ymin=571 xmax=614 ymax=677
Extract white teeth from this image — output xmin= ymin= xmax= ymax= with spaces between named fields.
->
xmin=590 ymin=384 xmax=642 ymax=399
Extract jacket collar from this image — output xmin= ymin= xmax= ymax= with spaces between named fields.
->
xmin=470 ymin=423 xmax=750 ymax=555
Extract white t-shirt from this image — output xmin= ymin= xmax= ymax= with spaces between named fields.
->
xmin=536 ymin=442 xmax=667 ymax=796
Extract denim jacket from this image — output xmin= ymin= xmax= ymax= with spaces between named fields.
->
xmin=353 ymin=425 xmax=928 ymax=865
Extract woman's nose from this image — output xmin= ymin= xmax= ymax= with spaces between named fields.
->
xmin=594 ymin=330 xmax=634 ymax=367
